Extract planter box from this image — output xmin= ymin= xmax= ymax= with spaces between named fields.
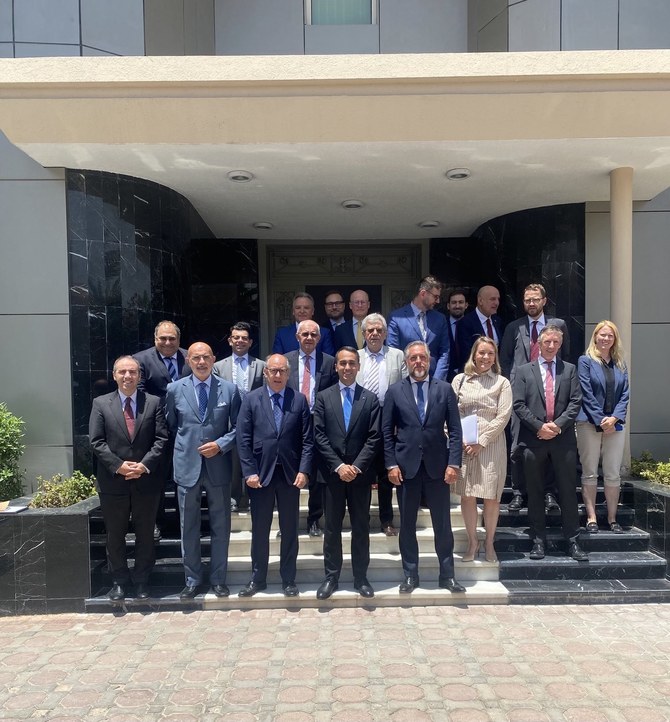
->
xmin=625 ymin=478 xmax=670 ymax=571
xmin=0 ymin=494 xmax=100 ymax=615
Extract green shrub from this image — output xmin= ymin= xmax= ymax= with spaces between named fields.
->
xmin=0 ymin=403 xmax=25 ymax=501
xmin=631 ymin=451 xmax=670 ymax=485
xmin=29 ymin=471 xmax=97 ymax=509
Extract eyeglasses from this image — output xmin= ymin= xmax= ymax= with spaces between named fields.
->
xmin=299 ymin=332 xmax=320 ymax=338
xmin=351 ymin=301 xmax=369 ymax=306
xmin=425 ymin=290 xmax=441 ymax=301
xmin=189 ymin=354 xmax=213 ymax=362
xmin=266 ymin=368 xmax=288 ymax=375
xmin=523 ymin=297 xmax=543 ymax=304
xmin=325 ymin=301 xmax=344 ymax=307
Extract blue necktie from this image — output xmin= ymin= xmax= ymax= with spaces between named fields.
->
xmin=416 ymin=381 xmax=425 ymax=424
xmin=272 ymin=393 xmax=283 ymax=432
xmin=198 ymin=382 xmax=208 ymax=420
xmin=165 ymin=357 xmax=178 ymax=381
xmin=343 ymin=387 xmax=353 ymax=431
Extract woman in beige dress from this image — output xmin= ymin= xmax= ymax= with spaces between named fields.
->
xmin=452 ymin=337 xmax=513 ymax=563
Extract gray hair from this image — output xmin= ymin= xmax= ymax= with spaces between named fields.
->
xmin=361 ymin=313 xmax=387 ymax=334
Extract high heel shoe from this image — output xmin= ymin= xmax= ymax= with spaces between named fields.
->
xmin=462 ymin=541 xmax=480 ymax=562
xmin=484 ymin=548 xmax=498 ymax=563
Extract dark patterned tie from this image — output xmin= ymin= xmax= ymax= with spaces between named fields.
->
xmin=416 ymin=381 xmax=425 ymax=424
xmin=198 ymin=382 xmax=208 ymax=420
xmin=272 ymin=393 xmax=283 ymax=432
xmin=124 ymin=397 xmax=135 ymax=437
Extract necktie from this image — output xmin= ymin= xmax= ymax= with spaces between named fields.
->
xmin=486 ymin=317 xmax=494 ymax=340
xmin=301 ymin=355 xmax=311 ymax=404
xmin=123 ymin=397 xmax=135 ymax=437
xmin=198 ymin=382 xmax=208 ymax=420
xmin=355 ymin=321 xmax=363 ymax=349
xmin=530 ymin=321 xmax=540 ymax=361
xmin=234 ymin=357 xmax=247 ymax=394
xmin=165 ymin=357 xmax=177 ymax=381
xmin=343 ymin=386 xmax=353 ymax=431
xmin=272 ymin=393 xmax=282 ymax=432
xmin=418 ymin=312 xmax=427 ymax=342
xmin=365 ymin=353 xmax=380 ymax=397
xmin=416 ymin=381 xmax=425 ymax=424
xmin=544 ymin=362 xmax=555 ymax=422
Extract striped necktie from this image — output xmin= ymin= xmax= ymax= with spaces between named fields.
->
xmin=365 ymin=353 xmax=380 ymax=397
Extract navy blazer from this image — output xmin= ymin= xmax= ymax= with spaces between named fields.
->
xmin=382 ymin=377 xmax=462 ymax=480
xmin=134 ymin=346 xmax=188 ymax=399
xmin=387 ymin=304 xmax=450 ymax=380
xmin=333 ymin=320 xmax=361 ymax=351
xmin=576 ymin=355 xmax=629 ymax=425
xmin=236 ymin=386 xmax=313 ymax=486
xmin=499 ymin=315 xmax=570 ymax=379
xmin=272 ymin=324 xmax=335 ymax=356
xmin=456 ymin=311 xmax=505 ymax=373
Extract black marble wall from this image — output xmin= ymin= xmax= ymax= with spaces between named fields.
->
xmin=430 ymin=203 xmax=585 ymax=364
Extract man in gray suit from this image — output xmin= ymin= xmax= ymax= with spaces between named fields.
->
xmin=213 ymin=322 xmax=266 ymax=512
xmin=357 ymin=313 xmax=407 ymax=536
xmin=166 ymin=342 xmax=241 ymax=600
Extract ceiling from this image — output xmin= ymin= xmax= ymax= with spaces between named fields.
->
xmin=2 ymin=51 xmax=670 ymax=240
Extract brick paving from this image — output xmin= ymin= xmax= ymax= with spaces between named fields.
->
xmin=1 ymin=604 xmax=670 ymax=721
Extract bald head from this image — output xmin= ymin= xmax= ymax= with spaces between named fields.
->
xmin=187 ymin=342 xmax=215 ymax=381
xmin=477 ymin=286 xmax=500 ymax=318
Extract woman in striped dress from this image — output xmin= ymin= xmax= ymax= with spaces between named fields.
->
xmin=452 ymin=337 xmax=513 ymax=563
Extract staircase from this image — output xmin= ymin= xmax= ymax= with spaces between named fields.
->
xmin=85 ymin=483 xmax=670 ymax=612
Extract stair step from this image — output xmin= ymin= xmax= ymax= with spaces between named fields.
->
xmin=499 ymin=504 xmax=635 ymax=528
xmin=503 ymin=577 xmax=670 ymax=604
xmin=494 ymin=526 xmax=650 ymax=553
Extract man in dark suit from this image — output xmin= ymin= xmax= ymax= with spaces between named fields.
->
xmin=313 ymin=346 xmax=381 ymax=600
xmin=213 ymin=321 xmax=266 ymax=512
xmin=500 ymin=283 xmax=570 ymax=512
xmin=89 ymin=355 xmax=168 ymax=601
xmin=382 ymin=341 xmax=466 ymax=594
xmin=445 ymin=289 xmax=468 ymax=382
xmin=333 ymin=289 xmax=371 ymax=350
xmin=512 ymin=325 xmax=588 ymax=561
xmin=236 ymin=354 xmax=313 ymax=597
xmin=456 ymin=285 xmax=505 ymax=373
xmin=387 ymin=276 xmax=450 ymax=380
xmin=286 ymin=319 xmax=338 ymax=536
xmin=272 ymin=292 xmax=334 ymax=356
xmin=165 ymin=342 xmax=241 ymax=599
xmin=324 ymin=290 xmax=346 ymax=333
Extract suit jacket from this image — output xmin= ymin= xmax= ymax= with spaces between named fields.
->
xmin=456 ymin=311 xmax=505 ymax=373
xmin=387 ymin=304 xmax=450 ymax=380
xmin=212 ymin=354 xmax=266 ymax=391
xmin=89 ymin=390 xmax=168 ymax=495
xmin=285 ymin=350 xmax=338 ymax=407
xmin=134 ymin=346 xmax=188 ymax=399
xmin=236 ymin=386 xmax=313 ymax=485
xmin=512 ymin=359 xmax=582 ymax=448
xmin=165 ymin=375 xmax=241 ymax=488
xmin=313 ymin=383 xmax=381 ymax=484
xmin=333 ymin=320 xmax=362 ymax=351
xmin=576 ymin=355 xmax=629 ymax=425
xmin=382 ymin=377 xmax=462 ymax=480
xmin=356 ymin=345 xmax=407 ymax=398
xmin=272 ymin=324 xmax=335 ymax=356
xmin=499 ymin=315 xmax=570 ymax=380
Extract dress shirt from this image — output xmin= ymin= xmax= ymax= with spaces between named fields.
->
xmin=363 ymin=348 xmax=389 ymax=405
xmin=266 ymin=386 xmax=285 ymax=405
xmin=299 ymin=353 xmax=316 ymax=410
xmin=409 ymin=376 xmax=429 ymax=418
xmin=450 ymin=317 xmax=458 ymax=339
xmin=538 ymin=358 xmax=554 ymax=386
xmin=528 ymin=313 xmax=546 ymax=335
xmin=233 ymin=353 xmax=249 ymax=386
xmin=330 ymin=319 xmax=345 ymax=331
xmin=475 ymin=308 xmax=499 ymax=344
xmin=117 ymin=390 xmax=138 ymax=416
xmin=336 ymin=382 xmax=361 ymax=474
xmin=191 ymin=374 xmax=212 ymax=406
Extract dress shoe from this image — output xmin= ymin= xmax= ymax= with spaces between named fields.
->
xmin=399 ymin=576 xmax=419 ymax=593
xmin=238 ymin=581 xmax=267 ymax=597
xmin=316 ymin=578 xmax=338 ymax=600
xmin=211 ymin=584 xmax=230 ymax=598
xmin=308 ymin=522 xmax=322 ymax=537
xmin=179 ymin=584 xmax=201 ymax=599
xmin=153 ymin=525 xmax=162 ymax=541
xmin=462 ymin=541 xmax=480 ymax=562
xmin=439 ymin=577 xmax=466 ymax=593
xmin=283 ymin=582 xmax=299 ymax=597
xmin=568 ymin=540 xmax=589 ymax=561
xmin=230 ymin=498 xmax=238 ymax=513
xmin=545 ymin=493 xmax=560 ymax=513
xmin=354 ymin=580 xmax=375 ymax=598
xmin=134 ymin=583 xmax=150 ymax=600
xmin=107 ymin=584 xmax=125 ymax=601
xmin=529 ymin=540 xmax=546 ymax=560
xmin=381 ymin=524 xmax=398 ymax=537
xmin=508 ymin=495 xmax=524 ymax=511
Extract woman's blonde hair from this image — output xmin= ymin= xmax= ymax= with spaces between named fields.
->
xmin=585 ymin=320 xmax=626 ymax=370
xmin=463 ymin=336 xmax=500 ymax=376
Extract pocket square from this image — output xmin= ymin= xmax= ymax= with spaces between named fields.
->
xmin=217 ymin=401 xmax=228 ymax=408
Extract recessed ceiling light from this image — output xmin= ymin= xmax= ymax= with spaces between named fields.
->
xmin=253 ymin=221 xmax=274 ymax=230
xmin=227 ymin=170 xmax=254 ymax=182
xmin=445 ymin=168 xmax=471 ymax=180
xmin=418 ymin=220 xmax=440 ymax=228
xmin=341 ymin=199 xmax=364 ymax=209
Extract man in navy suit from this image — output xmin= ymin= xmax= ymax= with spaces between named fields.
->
xmin=456 ymin=285 xmax=505 ymax=372
xmin=236 ymin=354 xmax=313 ymax=597
xmin=165 ymin=342 xmax=241 ymax=599
xmin=272 ymin=292 xmax=334 ymax=356
xmin=445 ymin=289 xmax=468 ymax=382
xmin=382 ymin=341 xmax=466 ymax=594
xmin=134 ymin=320 xmax=187 ymax=399
xmin=513 ymin=325 xmax=587 ymax=562
xmin=323 ymin=290 xmax=346 ymax=333
xmin=313 ymin=347 xmax=381 ymax=600
xmin=333 ymin=289 xmax=371 ymax=350
xmin=387 ymin=276 xmax=450 ymax=380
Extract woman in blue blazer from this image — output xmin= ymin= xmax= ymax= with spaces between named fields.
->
xmin=576 ymin=321 xmax=630 ymax=533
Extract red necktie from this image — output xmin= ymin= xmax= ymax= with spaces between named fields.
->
xmin=301 ymin=355 xmax=311 ymax=404
xmin=530 ymin=321 xmax=539 ymax=361
xmin=124 ymin=397 xmax=135 ymax=437
xmin=544 ymin=362 xmax=555 ymax=422
xmin=486 ymin=318 xmax=494 ymax=340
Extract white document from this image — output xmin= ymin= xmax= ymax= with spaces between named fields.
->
xmin=461 ymin=414 xmax=479 ymax=445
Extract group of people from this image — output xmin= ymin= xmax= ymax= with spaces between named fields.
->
xmin=89 ymin=276 xmax=629 ymax=602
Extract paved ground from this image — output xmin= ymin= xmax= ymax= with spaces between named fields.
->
xmin=2 ymin=604 xmax=670 ymax=721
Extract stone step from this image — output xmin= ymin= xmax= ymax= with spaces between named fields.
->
xmin=502 ymin=577 xmax=670 ymax=604
xmin=499 ymin=503 xmax=635 ymax=528
xmin=494 ymin=525 xmax=650 ymax=553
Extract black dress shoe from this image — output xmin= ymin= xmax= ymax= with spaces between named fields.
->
xmin=316 ymin=578 xmax=338 ymax=600
xmin=529 ymin=540 xmax=546 ymax=559
xmin=238 ymin=581 xmax=267 ymax=597
xmin=283 ymin=582 xmax=299 ymax=597
xmin=354 ymin=580 xmax=375 ymax=598
xmin=153 ymin=525 xmax=162 ymax=541
xmin=211 ymin=584 xmax=230 ymax=598
xmin=439 ymin=578 xmax=466 ymax=593
xmin=568 ymin=540 xmax=589 ymax=561
xmin=308 ymin=522 xmax=322 ymax=537
xmin=545 ymin=493 xmax=560 ymax=513
xmin=134 ymin=583 xmax=150 ymax=600
xmin=381 ymin=524 xmax=399 ymax=537
xmin=399 ymin=576 xmax=419 ymax=593
xmin=508 ymin=495 xmax=524 ymax=511
xmin=108 ymin=584 xmax=125 ymax=601
xmin=179 ymin=584 xmax=201 ymax=599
